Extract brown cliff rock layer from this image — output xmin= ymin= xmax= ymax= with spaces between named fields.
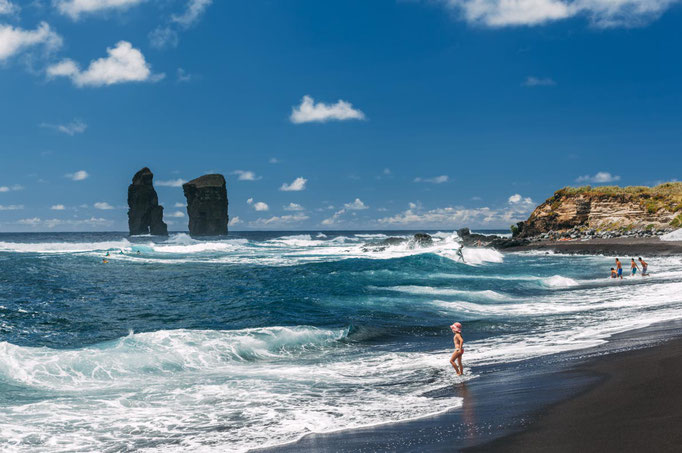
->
xmin=515 ymin=183 xmax=682 ymax=238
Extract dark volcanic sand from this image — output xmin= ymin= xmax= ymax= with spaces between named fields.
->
xmin=504 ymin=237 xmax=682 ymax=256
xmin=470 ymin=336 xmax=682 ymax=453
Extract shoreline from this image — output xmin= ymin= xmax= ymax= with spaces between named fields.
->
xmin=503 ymin=237 xmax=682 ymax=256
xmin=256 ymin=319 xmax=682 ymax=453
xmin=470 ymin=328 xmax=682 ymax=452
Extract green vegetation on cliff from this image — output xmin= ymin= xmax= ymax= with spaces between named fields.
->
xmin=514 ymin=182 xmax=682 ymax=237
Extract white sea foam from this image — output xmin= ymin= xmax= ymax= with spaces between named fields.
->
xmin=374 ymin=285 xmax=510 ymax=301
xmin=0 ymin=231 xmax=504 ymax=268
xmin=355 ymin=233 xmax=391 ymax=239
xmin=0 ymin=239 xmax=132 ymax=253
xmin=437 ymin=278 xmax=682 ymax=365
xmin=541 ymin=275 xmax=580 ymax=288
xmin=0 ymin=327 xmax=464 ymax=452
xmin=661 ymin=229 xmax=682 ymax=241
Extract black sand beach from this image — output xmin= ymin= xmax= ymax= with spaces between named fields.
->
xmin=505 ymin=237 xmax=682 ymax=256
xmin=261 ymin=321 xmax=682 ymax=453
xmin=473 ymin=334 xmax=682 ymax=452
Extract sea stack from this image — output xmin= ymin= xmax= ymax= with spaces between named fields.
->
xmin=127 ymin=167 xmax=168 ymax=236
xmin=183 ymin=174 xmax=228 ymax=236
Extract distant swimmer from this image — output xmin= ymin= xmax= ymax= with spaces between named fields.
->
xmin=102 ymin=259 xmax=109 ymax=264
xmin=119 ymin=250 xmax=124 ymax=254
xmin=630 ymin=258 xmax=640 ymax=276
xmin=136 ymin=251 xmax=141 ymax=255
xmin=449 ymin=322 xmax=464 ymax=376
xmin=610 ymin=268 xmax=617 ymax=278
xmin=638 ymin=257 xmax=648 ymax=276
xmin=615 ymin=258 xmax=623 ymax=279
xmin=105 ymin=252 xmax=110 ymax=257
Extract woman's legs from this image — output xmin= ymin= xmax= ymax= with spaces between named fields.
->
xmin=450 ymin=351 xmax=461 ymax=374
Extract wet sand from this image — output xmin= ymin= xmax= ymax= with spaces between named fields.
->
xmin=470 ymin=335 xmax=682 ymax=452
xmin=258 ymin=321 xmax=682 ymax=453
xmin=504 ymin=237 xmax=682 ymax=256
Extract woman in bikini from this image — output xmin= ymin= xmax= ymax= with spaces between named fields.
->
xmin=449 ymin=322 xmax=464 ymax=376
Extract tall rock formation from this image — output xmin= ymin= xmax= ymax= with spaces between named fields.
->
xmin=183 ymin=174 xmax=228 ymax=236
xmin=127 ymin=167 xmax=168 ymax=236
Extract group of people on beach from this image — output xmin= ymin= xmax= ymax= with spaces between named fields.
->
xmin=449 ymin=256 xmax=652 ymax=375
xmin=611 ymin=257 xmax=648 ymax=279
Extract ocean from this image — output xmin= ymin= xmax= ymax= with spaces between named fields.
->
xmin=1 ymin=230 xmax=681 ymax=452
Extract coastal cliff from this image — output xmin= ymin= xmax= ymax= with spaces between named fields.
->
xmin=513 ymin=183 xmax=682 ymax=239
xmin=183 ymin=174 xmax=228 ymax=236
xmin=127 ymin=167 xmax=168 ymax=236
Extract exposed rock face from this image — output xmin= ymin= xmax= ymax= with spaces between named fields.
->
xmin=362 ymin=233 xmax=434 ymax=252
xmin=515 ymin=183 xmax=682 ymax=239
xmin=127 ymin=167 xmax=168 ymax=236
xmin=183 ymin=174 xmax=228 ymax=236
xmin=457 ymin=228 xmax=528 ymax=249
xmin=412 ymin=233 xmax=434 ymax=247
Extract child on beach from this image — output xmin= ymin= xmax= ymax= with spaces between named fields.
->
xmin=630 ymin=258 xmax=640 ymax=276
xmin=639 ymin=257 xmax=648 ymax=276
xmin=450 ymin=322 xmax=464 ymax=376
xmin=610 ymin=268 xmax=617 ymax=278
xmin=615 ymin=258 xmax=623 ymax=279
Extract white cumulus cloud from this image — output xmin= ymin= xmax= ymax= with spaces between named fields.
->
xmin=576 ymin=171 xmax=621 ymax=184
xmin=440 ymin=0 xmax=678 ymax=28
xmin=344 ymin=198 xmax=369 ymax=210
xmin=0 ymin=204 xmax=23 ymax=210
xmin=283 ymin=203 xmax=304 ymax=211
xmin=228 ymin=216 xmax=242 ymax=226
xmin=0 ymin=184 xmax=23 ymax=192
xmin=41 ymin=119 xmax=87 ymax=136
xmin=0 ymin=0 xmax=19 ymax=15
xmin=231 ymin=170 xmax=261 ymax=181
xmin=251 ymin=214 xmax=309 ymax=226
xmin=508 ymin=194 xmax=534 ymax=204
xmin=16 ymin=216 xmax=112 ymax=229
xmin=169 ymin=211 xmax=185 ymax=217
xmin=51 ymin=204 xmax=66 ymax=210
xmin=280 ymin=177 xmax=307 ymax=192
xmin=47 ymin=41 xmax=163 ymax=87
xmin=172 ymin=0 xmax=213 ymax=27
xmin=54 ymin=0 xmax=146 ymax=20
xmin=66 ymin=170 xmax=89 ymax=181
xmin=0 ymin=22 xmax=62 ymax=62
xmin=174 ymin=202 xmax=185 ymax=207
xmin=414 ymin=175 xmax=449 ymax=184
xmin=156 ymin=178 xmax=186 ymax=187
xmin=246 ymin=198 xmax=269 ymax=211
xmin=522 ymin=76 xmax=556 ymax=86
xmin=94 ymin=201 xmax=114 ymax=210
xmin=290 ymin=95 xmax=365 ymax=124
xmin=149 ymin=0 xmax=214 ymax=48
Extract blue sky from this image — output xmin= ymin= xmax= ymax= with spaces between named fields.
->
xmin=1 ymin=0 xmax=681 ymax=232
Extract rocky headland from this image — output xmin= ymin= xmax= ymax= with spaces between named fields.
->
xmin=512 ymin=183 xmax=682 ymax=241
xmin=183 ymin=174 xmax=229 ymax=236
xmin=462 ymin=183 xmax=682 ymax=255
xmin=127 ymin=167 xmax=168 ymax=236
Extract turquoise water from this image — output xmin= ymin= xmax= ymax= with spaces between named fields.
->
xmin=1 ymin=231 xmax=681 ymax=451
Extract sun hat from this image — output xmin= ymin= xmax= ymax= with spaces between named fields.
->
xmin=451 ymin=322 xmax=462 ymax=333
